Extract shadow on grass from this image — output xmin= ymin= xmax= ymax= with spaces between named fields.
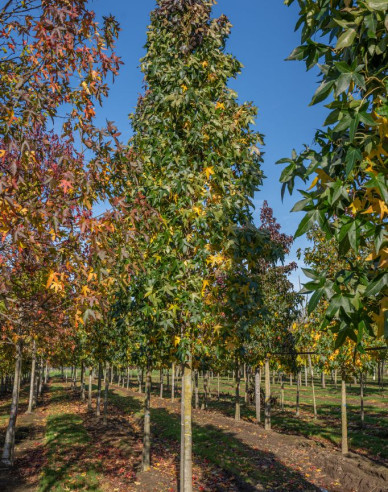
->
xmin=38 ymin=413 xmax=101 ymax=492
xmin=109 ymin=387 xmax=320 ymax=491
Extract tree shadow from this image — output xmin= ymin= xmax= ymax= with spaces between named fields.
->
xmin=148 ymin=406 xmax=321 ymax=491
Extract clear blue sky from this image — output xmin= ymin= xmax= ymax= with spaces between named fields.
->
xmin=92 ymin=0 xmax=327 ymax=287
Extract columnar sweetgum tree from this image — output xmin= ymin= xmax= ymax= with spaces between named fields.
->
xmin=129 ymin=1 xmax=264 ymax=488
xmin=279 ymin=0 xmax=388 ymax=345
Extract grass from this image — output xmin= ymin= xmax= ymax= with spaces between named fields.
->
xmin=38 ymin=385 xmax=102 ymax=492
xmin=120 ymin=370 xmax=387 ymax=461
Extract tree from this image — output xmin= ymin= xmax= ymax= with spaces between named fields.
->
xmin=279 ymin=0 xmax=388 ymax=345
xmin=128 ymin=1 xmax=264 ymax=488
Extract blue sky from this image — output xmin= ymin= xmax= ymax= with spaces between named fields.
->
xmin=91 ymin=0 xmax=328 ymax=287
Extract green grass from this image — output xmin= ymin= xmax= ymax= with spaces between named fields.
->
xmin=38 ymin=386 xmax=101 ymax=492
xmin=121 ymin=371 xmax=387 ymax=461
xmin=108 ymin=387 xmax=316 ymax=490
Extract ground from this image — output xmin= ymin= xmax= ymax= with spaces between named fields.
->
xmin=0 ymin=373 xmax=386 ymax=492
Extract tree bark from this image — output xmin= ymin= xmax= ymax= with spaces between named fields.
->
xmin=280 ymin=375 xmax=284 ymax=411
xmin=81 ymin=362 xmax=86 ymax=401
xmin=159 ymin=368 xmax=164 ymax=398
xmin=44 ymin=361 xmax=49 ymax=385
xmin=308 ymin=354 xmax=317 ymax=418
xmin=142 ymin=367 xmax=152 ymax=471
xmin=171 ymin=362 xmax=175 ymax=402
xmin=180 ymin=359 xmax=192 ymax=492
xmin=27 ymin=341 xmax=36 ymax=414
xmin=264 ymin=359 xmax=271 ymax=430
xmin=235 ymin=362 xmax=240 ymax=421
xmin=255 ymin=367 xmax=261 ymax=422
xmin=201 ymin=371 xmax=208 ymax=410
xmin=321 ymin=371 xmax=326 ymax=389
xmin=88 ymin=367 xmax=93 ymax=411
xmin=360 ymin=372 xmax=364 ymax=429
xmin=103 ymin=363 xmax=110 ymax=425
xmin=1 ymin=342 xmax=22 ymax=466
xmin=296 ymin=369 xmax=301 ymax=417
xmin=194 ymin=370 xmax=199 ymax=409
xmin=96 ymin=362 xmax=102 ymax=417
xmin=217 ymin=373 xmax=220 ymax=400
xmin=341 ymin=375 xmax=349 ymax=455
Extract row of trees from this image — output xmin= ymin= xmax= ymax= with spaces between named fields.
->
xmin=0 ymin=1 xmax=386 ymax=490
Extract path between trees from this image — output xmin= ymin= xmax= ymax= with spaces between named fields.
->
xmin=0 ymin=381 xmax=387 ymax=492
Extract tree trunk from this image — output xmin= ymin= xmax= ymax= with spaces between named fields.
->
xmin=103 ymin=363 xmax=109 ymax=425
xmin=159 ymin=368 xmax=164 ymax=398
xmin=96 ymin=362 xmax=102 ymax=417
xmin=255 ymin=367 xmax=261 ymax=422
xmin=217 ymin=373 xmax=220 ymax=400
xmin=304 ymin=363 xmax=308 ymax=387
xmin=308 ymin=355 xmax=317 ymax=418
xmin=321 ymin=371 xmax=326 ymax=389
xmin=280 ymin=375 xmax=284 ymax=411
xmin=360 ymin=372 xmax=364 ymax=429
xmin=88 ymin=367 xmax=93 ymax=411
xmin=27 ymin=341 xmax=36 ymax=414
xmin=201 ymin=371 xmax=208 ymax=410
xmin=171 ymin=362 xmax=175 ymax=402
xmin=44 ymin=361 xmax=49 ymax=385
xmin=127 ymin=367 xmax=130 ymax=389
xmin=264 ymin=359 xmax=271 ymax=430
xmin=341 ymin=376 xmax=349 ymax=455
xmin=235 ymin=362 xmax=240 ymax=421
xmin=38 ymin=357 xmax=44 ymax=397
xmin=290 ymin=373 xmax=293 ymax=386
xmin=81 ymin=363 xmax=86 ymax=401
xmin=1 ymin=342 xmax=22 ymax=466
xmin=334 ymin=369 xmax=338 ymax=388
xmin=296 ymin=370 xmax=301 ymax=417
xmin=194 ymin=370 xmax=199 ymax=409
xmin=180 ymin=359 xmax=192 ymax=492
xmin=142 ymin=368 xmax=152 ymax=471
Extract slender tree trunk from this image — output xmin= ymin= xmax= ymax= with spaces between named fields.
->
xmin=308 ymin=355 xmax=317 ymax=418
xmin=304 ymin=363 xmax=308 ymax=387
xmin=194 ymin=370 xmax=199 ymax=409
xmin=159 ymin=368 xmax=164 ymax=398
xmin=321 ymin=371 xmax=326 ymax=389
xmin=341 ymin=375 xmax=349 ymax=455
xmin=280 ymin=375 xmax=284 ymax=411
xmin=290 ymin=373 xmax=293 ymax=386
xmin=88 ymin=367 xmax=93 ymax=411
xmin=180 ymin=363 xmax=185 ymax=491
xmin=81 ymin=363 xmax=85 ymax=401
xmin=96 ymin=362 xmax=102 ymax=417
xmin=296 ymin=370 xmax=301 ymax=417
xmin=44 ymin=361 xmax=49 ymax=385
xmin=255 ymin=367 xmax=261 ymax=422
xmin=1 ymin=342 xmax=22 ymax=466
xmin=27 ymin=341 xmax=36 ymax=414
xmin=201 ymin=371 xmax=208 ymax=410
xmin=103 ymin=363 xmax=110 ymax=425
xmin=142 ymin=367 xmax=152 ymax=471
xmin=360 ymin=372 xmax=365 ymax=429
xmin=138 ymin=368 xmax=142 ymax=393
xmin=235 ymin=362 xmax=240 ymax=421
xmin=38 ymin=357 xmax=44 ymax=397
xmin=264 ymin=359 xmax=271 ymax=431
xmin=217 ymin=373 xmax=220 ymax=400
xmin=180 ymin=358 xmax=192 ymax=492
xmin=334 ymin=369 xmax=338 ymax=388
xmin=171 ymin=363 xmax=175 ymax=402
xmin=127 ymin=367 xmax=130 ymax=389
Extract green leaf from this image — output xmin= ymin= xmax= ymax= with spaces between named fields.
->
xmin=308 ymin=288 xmax=324 ymax=314
xmin=364 ymin=273 xmax=388 ymax=297
xmin=336 ymin=29 xmax=357 ymax=50
xmin=294 ymin=210 xmax=322 ymax=238
xmin=310 ymin=81 xmax=334 ymax=106
xmin=366 ymin=0 xmax=388 ymax=11
xmin=345 ymin=146 xmax=362 ymax=176
xmin=291 ymin=198 xmax=311 ymax=212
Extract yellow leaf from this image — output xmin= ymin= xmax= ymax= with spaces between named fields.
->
xmin=201 ymin=60 xmax=208 ymax=68
xmin=308 ymin=176 xmax=319 ymax=191
xmin=201 ymin=279 xmax=210 ymax=296
xmin=174 ymin=336 xmax=181 ymax=347
xmin=0 ymin=150 xmax=5 ymax=158
xmin=204 ymin=167 xmax=214 ymax=180
xmin=181 ymin=84 xmax=188 ymax=93
xmin=215 ymin=101 xmax=225 ymax=110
